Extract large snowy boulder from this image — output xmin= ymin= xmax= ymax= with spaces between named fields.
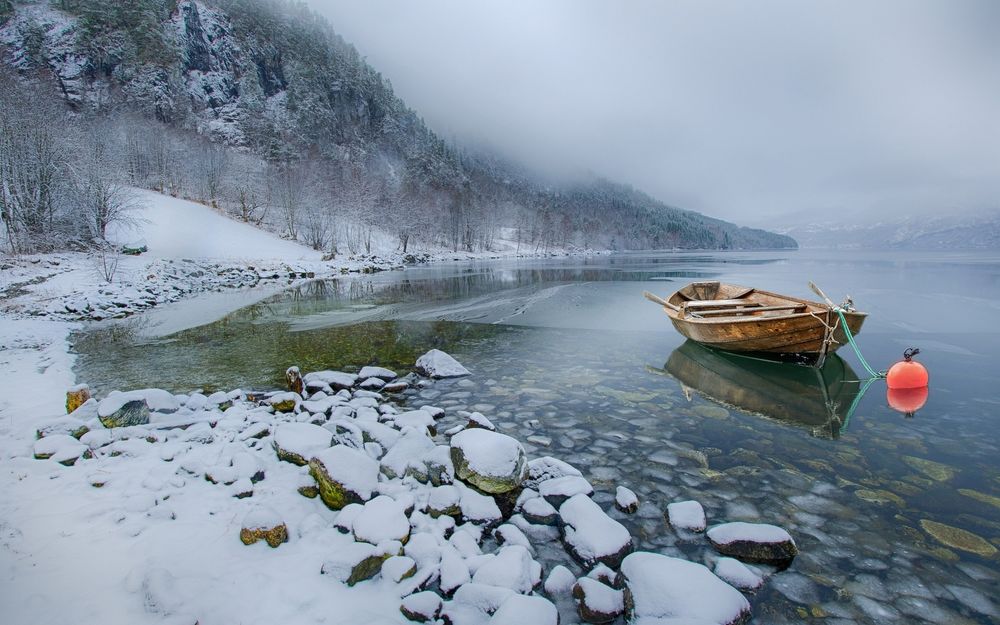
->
xmin=401 ymin=591 xmax=442 ymax=622
xmin=321 ymin=540 xmax=402 ymax=586
xmin=304 ymin=370 xmax=358 ymax=391
xmin=273 ymin=422 xmax=332 ymax=465
xmin=524 ymin=455 xmax=582 ymax=489
xmin=706 ymin=522 xmax=798 ymax=564
xmin=559 ymin=494 xmax=633 ymax=568
xmin=32 ymin=435 xmax=87 ymax=466
xmin=415 ymin=349 xmax=470 ymax=378
xmin=309 ymin=445 xmax=380 ymax=510
xmin=619 ymin=552 xmax=751 ymax=625
xmin=359 ymin=365 xmax=398 ymax=380
xmin=538 ymin=474 xmax=593 ymax=506
xmin=97 ymin=395 xmax=150 ymax=428
xmin=450 ymin=429 xmax=527 ymax=494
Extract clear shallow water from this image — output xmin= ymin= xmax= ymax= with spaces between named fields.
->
xmin=73 ymin=250 xmax=1000 ymax=623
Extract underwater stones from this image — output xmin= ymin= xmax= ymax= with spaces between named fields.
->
xmin=450 ymin=429 xmax=527 ymax=494
xmin=66 ymin=384 xmax=91 ymax=414
xmin=707 ymin=522 xmax=798 ymax=565
xmin=415 ymin=349 xmax=471 ymax=379
xmin=309 ymin=445 xmax=380 ymax=510
xmin=958 ymin=488 xmax=1000 ymax=511
xmin=919 ymin=520 xmax=997 ymax=557
xmin=573 ymin=577 xmax=624 ymax=624
xmin=619 ymin=552 xmax=751 ymax=625
xmin=694 ymin=403 xmax=730 ymax=419
xmin=401 ymin=591 xmax=442 ymax=622
xmin=902 ymin=455 xmax=956 ymax=482
xmin=273 ymin=422 xmax=332 ymax=465
xmin=855 ymin=489 xmax=906 ymax=507
xmin=614 ymin=486 xmax=639 ymax=513
xmin=667 ymin=500 xmax=707 ymax=532
xmin=559 ymin=494 xmax=633 ymax=568
xmin=239 ymin=507 xmax=288 ymax=548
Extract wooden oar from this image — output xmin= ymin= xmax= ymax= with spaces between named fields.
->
xmin=643 ymin=291 xmax=680 ymax=312
xmin=808 ymin=281 xmax=837 ymax=309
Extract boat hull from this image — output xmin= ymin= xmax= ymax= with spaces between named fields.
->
xmin=654 ymin=281 xmax=867 ymax=357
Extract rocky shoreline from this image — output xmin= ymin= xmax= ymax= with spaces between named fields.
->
xmin=32 ymin=349 xmax=800 ymax=625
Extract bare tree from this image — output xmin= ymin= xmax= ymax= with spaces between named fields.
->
xmin=71 ymin=122 xmax=138 ymax=241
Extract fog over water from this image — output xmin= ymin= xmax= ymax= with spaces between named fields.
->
xmin=311 ymin=0 xmax=1000 ymax=224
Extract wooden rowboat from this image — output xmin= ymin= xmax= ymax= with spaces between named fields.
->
xmin=644 ymin=281 xmax=866 ymax=360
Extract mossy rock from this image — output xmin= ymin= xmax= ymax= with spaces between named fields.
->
xmin=902 ymin=456 xmax=956 ymax=482
xmin=98 ymin=399 xmax=150 ymax=428
xmin=298 ymin=485 xmax=319 ymax=499
xmin=347 ymin=552 xmax=393 ymax=586
xmin=919 ymin=519 xmax=997 ymax=557
xmin=66 ymin=386 xmax=91 ymax=414
xmin=240 ymin=523 xmax=288 ymax=548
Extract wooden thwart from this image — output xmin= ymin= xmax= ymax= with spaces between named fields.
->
xmin=693 ymin=304 xmax=807 ymax=317
xmin=684 ymin=299 xmax=760 ymax=309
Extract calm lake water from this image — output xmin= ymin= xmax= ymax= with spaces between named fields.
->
xmin=73 ymin=250 xmax=1000 ymax=624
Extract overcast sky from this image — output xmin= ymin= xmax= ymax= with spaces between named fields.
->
xmin=309 ymin=0 xmax=1000 ymax=224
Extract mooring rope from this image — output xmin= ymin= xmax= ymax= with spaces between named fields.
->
xmin=835 ymin=308 xmax=886 ymax=379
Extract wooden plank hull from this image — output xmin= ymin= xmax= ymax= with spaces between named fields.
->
xmin=654 ymin=282 xmax=867 ymax=357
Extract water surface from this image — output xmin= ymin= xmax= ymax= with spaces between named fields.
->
xmin=73 ymin=250 xmax=1000 ymax=624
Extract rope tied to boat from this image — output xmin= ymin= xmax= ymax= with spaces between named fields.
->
xmin=834 ymin=307 xmax=886 ymax=379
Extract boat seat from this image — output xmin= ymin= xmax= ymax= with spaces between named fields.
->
xmin=684 ymin=299 xmax=762 ymax=309
xmin=695 ymin=304 xmax=807 ymax=317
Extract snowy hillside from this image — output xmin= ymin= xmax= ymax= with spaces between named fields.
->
xmin=110 ymin=190 xmax=323 ymax=261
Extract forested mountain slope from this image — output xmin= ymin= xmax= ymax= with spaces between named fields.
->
xmin=0 ymin=0 xmax=796 ymax=254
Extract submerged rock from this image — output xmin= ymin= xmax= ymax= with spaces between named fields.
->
xmin=619 ymin=552 xmax=751 ymax=625
xmin=707 ymin=522 xmax=798 ymax=564
xmin=920 ymin=519 xmax=997 ymax=557
xmin=450 ymin=429 xmax=527 ymax=494
xmin=415 ymin=349 xmax=471 ymax=379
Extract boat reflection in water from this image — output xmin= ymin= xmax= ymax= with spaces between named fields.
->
xmin=660 ymin=340 xmax=869 ymax=439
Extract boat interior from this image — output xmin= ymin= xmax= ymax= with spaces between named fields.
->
xmin=669 ymin=281 xmax=817 ymax=320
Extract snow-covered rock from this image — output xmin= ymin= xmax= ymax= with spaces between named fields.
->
xmin=490 ymin=594 xmax=559 ymax=625
xmin=471 ymin=545 xmax=538 ymax=593
xmin=614 ymin=486 xmax=639 ymax=513
xmin=265 ymin=391 xmax=300 ymax=412
xmin=382 ymin=555 xmax=417 ymax=583
xmin=320 ymin=540 xmax=401 ymax=586
xmin=706 ymin=522 xmax=798 ymax=564
xmin=713 ymin=557 xmax=764 ymax=591
xmin=65 ymin=384 xmax=91 ymax=414
xmin=381 ymin=427 xmax=436 ymax=480
xmin=359 ymin=366 xmax=398 ymax=380
xmin=559 ymin=494 xmax=633 ymax=568
xmin=572 ymin=577 xmax=624 ymax=624
xmin=521 ymin=496 xmax=558 ymax=526
xmin=401 ymin=591 xmax=442 ymax=622
xmin=96 ymin=395 xmax=150 ymax=428
xmin=272 ymin=422 xmax=332 ymax=465
xmin=455 ymin=482 xmax=502 ymax=526
xmin=667 ymin=500 xmax=707 ymax=532
xmin=619 ymin=552 xmax=751 ymax=625
xmin=352 ymin=496 xmax=411 ymax=545
xmin=538 ymin=475 xmax=594 ymax=506
xmin=450 ymin=429 xmax=527 ymax=494
xmin=32 ymin=434 xmax=87 ymax=465
xmin=308 ymin=445 xmax=380 ymax=510
xmin=239 ymin=507 xmax=288 ymax=548
xmin=426 ymin=485 xmax=462 ymax=518
xmin=544 ymin=565 xmax=577 ymax=595
xmin=304 ymin=370 xmax=358 ymax=391
xmin=393 ymin=409 xmax=436 ymax=433
xmin=415 ymin=349 xmax=470 ymax=378
xmin=524 ymin=455 xmax=582 ymax=488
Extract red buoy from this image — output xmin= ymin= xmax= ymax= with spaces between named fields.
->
xmin=886 ymin=348 xmax=928 ymax=390
xmin=887 ymin=386 xmax=929 ymax=416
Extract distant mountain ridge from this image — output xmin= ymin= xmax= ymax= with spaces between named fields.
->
xmin=0 ymin=0 xmax=796 ymax=251
xmin=778 ymin=211 xmax=1000 ymax=250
